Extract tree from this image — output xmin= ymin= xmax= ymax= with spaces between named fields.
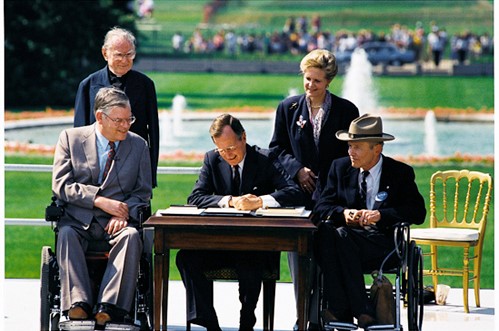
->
xmin=4 ymin=0 xmax=136 ymax=108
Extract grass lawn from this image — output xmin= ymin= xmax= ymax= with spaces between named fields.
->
xmin=146 ymin=72 xmax=493 ymax=111
xmin=5 ymin=155 xmax=494 ymax=289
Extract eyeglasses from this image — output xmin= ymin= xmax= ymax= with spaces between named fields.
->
xmin=110 ymin=51 xmax=136 ymax=61
xmin=215 ymin=145 xmax=238 ymax=154
xmin=103 ymin=112 xmax=136 ymax=126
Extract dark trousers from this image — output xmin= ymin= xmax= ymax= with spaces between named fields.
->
xmin=176 ymin=249 xmax=271 ymax=329
xmin=316 ymin=223 xmax=396 ymax=319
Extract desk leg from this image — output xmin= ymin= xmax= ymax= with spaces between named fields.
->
xmin=162 ymin=249 xmax=170 ymax=330
xmin=153 ymin=249 xmax=163 ymax=330
xmin=297 ymin=254 xmax=310 ymax=331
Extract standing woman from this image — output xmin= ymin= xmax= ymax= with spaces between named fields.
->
xmin=269 ymin=48 xmax=359 ymax=330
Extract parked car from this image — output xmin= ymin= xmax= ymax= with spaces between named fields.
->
xmin=334 ymin=41 xmax=416 ymax=66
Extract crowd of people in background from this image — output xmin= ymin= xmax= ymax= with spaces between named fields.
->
xmin=171 ymin=16 xmax=493 ymax=66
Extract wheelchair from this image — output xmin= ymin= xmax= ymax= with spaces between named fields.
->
xmin=40 ymin=197 xmax=154 ymax=331
xmin=319 ymin=223 xmax=424 ymax=331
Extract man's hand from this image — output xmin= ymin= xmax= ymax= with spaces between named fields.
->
xmin=94 ymin=195 xmax=129 ymax=219
xmin=105 ymin=216 xmax=128 ymax=235
xmin=344 ymin=208 xmax=381 ymax=228
xmin=231 ymin=194 xmax=263 ymax=211
xmin=297 ymin=167 xmax=317 ymax=194
xmin=344 ymin=208 xmax=362 ymax=227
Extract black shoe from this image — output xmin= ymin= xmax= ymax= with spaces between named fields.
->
xmin=308 ymin=322 xmax=320 ymax=331
xmin=190 ymin=318 xmax=222 ymax=331
xmin=67 ymin=301 xmax=92 ymax=320
xmin=94 ymin=303 xmax=128 ymax=326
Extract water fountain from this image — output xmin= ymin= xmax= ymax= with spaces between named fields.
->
xmin=424 ymin=110 xmax=438 ymax=156
xmin=341 ymin=48 xmax=379 ymax=114
xmin=171 ymin=94 xmax=187 ymax=137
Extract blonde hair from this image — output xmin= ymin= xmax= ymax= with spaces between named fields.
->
xmin=300 ymin=49 xmax=338 ymax=81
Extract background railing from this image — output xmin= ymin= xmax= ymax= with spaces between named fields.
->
xmin=4 ymin=164 xmax=201 ymax=226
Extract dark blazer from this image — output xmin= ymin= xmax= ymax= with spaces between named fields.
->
xmin=313 ymin=155 xmax=426 ymax=233
xmin=74 ymin=66 xmax=159 ymax=187
xmin=188 ymin=145 xmax=304 ymax=208
xmin=52 ymin=124 xmax=152 ymax=230
xmin=269 ymin=93 xmax=359 ymax=206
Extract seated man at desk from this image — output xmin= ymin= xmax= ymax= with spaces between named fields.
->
xmin=176 ymin=113 xmax=303 ymax=331
xmin=313 ymin=114 xmax=426 ymax=329
xmin=52 ymin=87 xmax=152 ymax=326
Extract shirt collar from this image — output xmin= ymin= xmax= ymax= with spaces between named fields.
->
xmin=95 ymin=124 xmax=120 ymax=150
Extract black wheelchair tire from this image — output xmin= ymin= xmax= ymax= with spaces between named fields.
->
xmin=407 ymin=241 xmax=424 ymax=331
xmin=40 ymin=246 xmax=52 ymax=331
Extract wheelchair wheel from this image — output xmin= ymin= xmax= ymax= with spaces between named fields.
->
xmin=407 ymin=241 xmax=424 ymax=331
xmin=41 ymin=246 xmax=61 ymax=331
xmin=40 ymin=246 xmax=52 ymax=331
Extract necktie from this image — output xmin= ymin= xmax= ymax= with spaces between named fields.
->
xmin=360 ymin=170 xmax=369 ymax=209
xmin=231 ymin=165 xmax=241 ymax=196
xmin=102 ymin=141 xmax=116 ymax=181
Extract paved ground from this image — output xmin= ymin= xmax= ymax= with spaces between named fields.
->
xmin=3 ymin=279 xmax=495 ymax=331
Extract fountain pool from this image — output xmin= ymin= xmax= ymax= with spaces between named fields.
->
xmin=4 ymin=116 xmax=493 ymax=157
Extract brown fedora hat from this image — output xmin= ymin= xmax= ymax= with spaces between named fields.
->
xmin=336 ymin=113 xmax=395 ymax=142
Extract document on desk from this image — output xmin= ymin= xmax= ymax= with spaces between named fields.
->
xmin=203 ymin=208 xmax=253 ymax=215
xmin=255 ymin=206 xmax=311 ymax=217
xmin=158 ymin=206 xmax=206 ymax=215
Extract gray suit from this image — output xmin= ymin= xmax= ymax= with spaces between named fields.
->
xmin=52 ymin=124 xmax=152 ymax=312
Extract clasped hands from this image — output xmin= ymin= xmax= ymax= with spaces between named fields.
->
xmin=297 ymin=167 xmax=317 ymax=194
xmin=344 ymin=208 xmax=381 ymax=228
xmin=229 ymin=194 xmax=263 ymax=210
xmin=94 ymin=195 xmax=129 ymax=235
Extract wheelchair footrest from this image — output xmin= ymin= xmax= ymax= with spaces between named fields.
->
xmin=366 ymin=324 xmax=396 ymax=331
xmin=105 ymin=323 xmax=140 ymax=331
xmin=324 ymin=321 xmax=358 ymax=330
xmin=58 ymin=320 xmax=140 ymax=331
xmin=59 ymin=320 xmax=95 ymax=330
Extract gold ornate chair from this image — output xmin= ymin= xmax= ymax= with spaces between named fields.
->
xmin=411 ymin=169 xmax=492 ymax=313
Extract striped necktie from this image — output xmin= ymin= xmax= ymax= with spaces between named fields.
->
xmin=102 ymin=141 xmax=116 ymax=181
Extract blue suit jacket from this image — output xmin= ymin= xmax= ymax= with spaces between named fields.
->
xmin=74 ymin=66 xmax=159 ymax=187
xmin=188 ymin=145 xmax=304 ymax=208
xmin=269 ymin=93 xmax=359 ymax=207
xmin=313 ymin=155 xmax=426 ymax=234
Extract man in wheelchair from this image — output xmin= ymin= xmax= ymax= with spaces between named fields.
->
xmin=51 ymin=87 xmax=152 ymax=328
xmin=312 ymin=114 xmax=426 ymax=330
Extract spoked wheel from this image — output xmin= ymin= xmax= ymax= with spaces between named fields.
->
xmin=407 ymin=241 xmax=424 ymax=331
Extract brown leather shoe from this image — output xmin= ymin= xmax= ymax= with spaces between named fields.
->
xmin=68 ymin=302 xmax=91 ymax=320
xmin=95 ymin=310 xmax=112 ymax=326
xmin=357 ymin=314 xmax=376 ymax=329
xmin=95 ymin=304 xmax=113 ymax=326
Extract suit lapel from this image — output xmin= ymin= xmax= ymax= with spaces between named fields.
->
xmin=343 ymin=166 xmax=360 ymax=207
xmin=373 ymin=156 xmax=391 ymax=210
xmin=240 ymin=146 xmax=258 ymax=194
xmin=103 ymin=134 xmax=132 ymax=184
xmin=217 ymin=154 xmax=233 ymax=195
xmin=82 ymin=126 xmax=100 ymax=184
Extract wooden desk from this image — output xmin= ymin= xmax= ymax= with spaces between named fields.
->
xmin=144 ymin=213 xmax=317 ymax=331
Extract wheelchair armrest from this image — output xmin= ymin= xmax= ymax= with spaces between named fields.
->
xmin=45 ymin=196 xmax=64 ymax=223
xmin=138 ymin=203 xmax=152 ymax=228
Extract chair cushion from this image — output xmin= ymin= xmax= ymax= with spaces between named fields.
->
xmin=411 ymin=228 xmax=479 ymax=242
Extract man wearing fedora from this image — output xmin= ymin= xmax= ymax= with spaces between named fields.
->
xmin=312 ymin=114 xmax=426 ymax=329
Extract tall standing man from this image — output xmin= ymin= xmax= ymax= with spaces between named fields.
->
xmin=74 ymin=27 xmax=159 ymax=187
xmin=53 ymin=87 xmax=152 ymax=326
